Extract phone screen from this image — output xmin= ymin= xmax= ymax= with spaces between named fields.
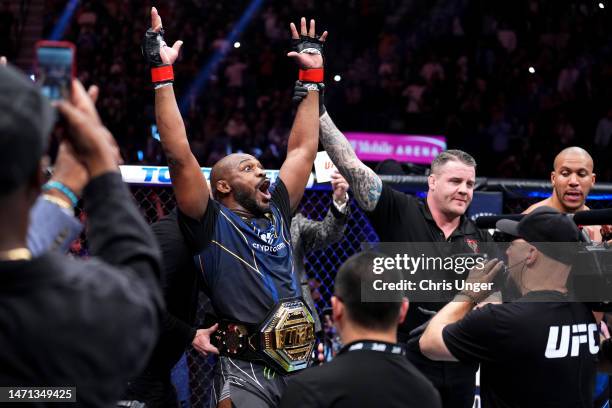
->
xmin=36 ymin=45 xmax=74 ymax=100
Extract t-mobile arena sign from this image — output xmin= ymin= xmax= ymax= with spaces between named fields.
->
xmin=345 ymin=132 xmax=447 ymax=164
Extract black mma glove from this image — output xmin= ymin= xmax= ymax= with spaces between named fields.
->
xmin=142 ymin=28 xmax=174 ymax=86
xmin=292 ymin=80 xmax=326 ymax=116
xmin=291 ymin=34 xmax=324 ymax=84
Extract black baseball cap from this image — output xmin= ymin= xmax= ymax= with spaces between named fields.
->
xmin=496 ymin=206 xmax=580 ymax=264
xmin=0 ymin=63 xmax=55 ymax=194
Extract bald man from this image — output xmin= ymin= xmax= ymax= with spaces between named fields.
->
xmin=523 ymin=146 xmax=602 ymax=241
xmin=144 ymin=9 xmax=327 ymax=407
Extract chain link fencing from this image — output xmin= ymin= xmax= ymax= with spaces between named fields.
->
xmin=70 ymin=181 xmax=612 ymax=407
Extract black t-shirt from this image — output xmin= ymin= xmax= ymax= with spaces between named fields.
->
xmin=140 ymin=210 xmax=202 ymax=375
xmin=178 ymin=179 xmax=298 ymax=323
xmin=443 ymin=291 xmax=599 ymax=408
xmin=279 ymin=341 xmax=442 ymax=408
xmin=366 ymin=184 xmax=494 ymax=333
xmin=367 ymin=184 xmax=492 ymax=244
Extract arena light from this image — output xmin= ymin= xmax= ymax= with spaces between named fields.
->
xmin=49 ymin=0 xmax=79 ymax=40
xmin=528 ymin=66 xmax=536 ymax=74
xmin=599 ymin=2 xmax=605 ymax=9
xmin=234 ymin=42 xmax=241 ymax=48
xmin=179 ymin=0 xmax=265 ymax=113
xmin=333 ymin=74 xmax=341 ymax=82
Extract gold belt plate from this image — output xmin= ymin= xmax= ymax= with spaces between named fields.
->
xmin=259 ymin=299 xmax=316 ymax=372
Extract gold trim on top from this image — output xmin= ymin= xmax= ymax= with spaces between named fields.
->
xmin=211 ymin=240 xmax=263 ymax=277
xmin=218 ymin=208 xmax=264 ymax=276
xmin=280 ymin=216 xmax=291 ymax=246
xmin=220 ymin=210 xmax=249 ymax=245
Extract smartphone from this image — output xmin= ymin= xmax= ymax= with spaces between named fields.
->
xmin=34 ymin=40 xmax=76 ymax=101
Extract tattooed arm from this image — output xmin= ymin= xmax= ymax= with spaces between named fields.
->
xmin=319 ymin=112 xmax=382 ymax=211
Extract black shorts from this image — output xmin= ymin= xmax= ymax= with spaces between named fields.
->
xmin=211 ymin=357 xmax=288 ymax=408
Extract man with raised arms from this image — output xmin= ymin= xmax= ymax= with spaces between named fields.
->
xmin=143 ymin=8 xmax=327 ymax=407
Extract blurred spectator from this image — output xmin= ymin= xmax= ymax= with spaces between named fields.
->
xmin=594 ymin=107 xmax=612 ymax=150
xmin=0 ymin=64 xmax=162 ymax=406
xmin=35 ymin=0 xmax=612 ymax=180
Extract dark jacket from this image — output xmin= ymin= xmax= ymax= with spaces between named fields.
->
xmin=0 ymin=173 xmax=163 ymax=407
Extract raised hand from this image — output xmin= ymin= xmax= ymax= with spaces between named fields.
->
xmin=331 ymin=172 xmax=349 ymax=204
xmin=457 ymin=258 xmax=504 ymax=304
xmin=144 ymin=6 xmax=183 ymax=66
xmin=55 ymin=80 xmax=122 ymax=177
xmin=287 ymin=17 xmax=328 ymax=69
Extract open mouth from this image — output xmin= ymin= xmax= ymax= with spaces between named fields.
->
xmin=564 ymin=191 xmax=583 ymax=201
xmin=257 ymin=179 xmax=271 ymax=201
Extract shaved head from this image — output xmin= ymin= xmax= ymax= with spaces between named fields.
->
xmin=553 ymin=147 xmax=593 ymax=172
xmin=210 ymin=153 xmax=256 ymax=199
xmin=550 ymin=146 xmax=596 ymax=212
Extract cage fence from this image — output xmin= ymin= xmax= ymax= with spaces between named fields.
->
xmin=71 ymin=179 xmax=612 ymax=407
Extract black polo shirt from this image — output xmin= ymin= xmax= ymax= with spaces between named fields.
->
xmin=366 ymin=184 xmax=494 ymax=333
xmin=279 ymin=341 xmax=442 ymax=408
xmin=443 ymin=291 xmax=598 ymax=408
xmin=367 ymin=183 xmax=491 ymax=244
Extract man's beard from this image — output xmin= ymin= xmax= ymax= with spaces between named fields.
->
xmin=234 ymin=186 xmax=267 ymax=217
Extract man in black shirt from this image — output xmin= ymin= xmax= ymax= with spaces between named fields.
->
xmin=279 ymin=251 xmax=441 ymax=408
xmin=420 ymin=207 xmax=599 ymax=408
xmin=122 ymin=210 xmax=205 ymax=407
xmin=318 ymin=107 xmax=492 ymax=407
xmin=0 ymin=64 xmax=162 ymax=405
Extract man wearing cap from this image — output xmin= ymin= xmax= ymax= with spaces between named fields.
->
xmin=420 ymin=207 xmax=599 ymax=407
xmin=522 ymin=148 xmax=611 ymax=406
xmin=0 ymin=63 xmax=163 ymax=405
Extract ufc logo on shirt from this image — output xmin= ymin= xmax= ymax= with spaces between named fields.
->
xmin=545 ymin=323 xmax=599 ymax=358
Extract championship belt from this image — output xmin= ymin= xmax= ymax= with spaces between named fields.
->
xmin=211 ymin=298 xmax=316 ymax=373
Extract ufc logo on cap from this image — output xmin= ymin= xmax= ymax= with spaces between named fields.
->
xmin=544 ymin=323 xmax=599 ymax=359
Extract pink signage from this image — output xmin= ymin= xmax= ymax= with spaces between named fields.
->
xmin=345 ymin=132 xmax=447 ymax=164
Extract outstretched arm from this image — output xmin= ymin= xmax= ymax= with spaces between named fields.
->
xmin=280 ymin=18 xmax=327 ymax=211
xmin=146 ymin=7 xmax=209 ymax=220
xmin=319 ymin=113 xmax=382 ymax=211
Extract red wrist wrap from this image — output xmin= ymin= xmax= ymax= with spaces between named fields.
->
xmin=298 ymin=68 xmax=324 ymax=83
xmin=151 ymin=65 xmax=174 ymax=83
